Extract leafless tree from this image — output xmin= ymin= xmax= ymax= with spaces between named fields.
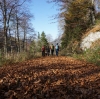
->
xmin=20 ymin=11 xmax=34 ymax=51
xmin=0 ymin=0 xmax=33 ymax=55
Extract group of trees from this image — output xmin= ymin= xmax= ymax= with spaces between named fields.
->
xmin=0 ymin=0 xmax=35 ymax=56
xmin=1 ymin=0 xmax=99 ymax=57
xmin=29 ymin=31 xmax=48 ymax=55
xmin=49 ymin=0 xmax=98 ymax=52
xmin=0 ymin=0 xmax=53 ymax=59
xmin=61 ymin=0 xmax=94 ymax=49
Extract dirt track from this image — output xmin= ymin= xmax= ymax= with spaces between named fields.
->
xmin=0 ymin=56 xmax=100 ymax=99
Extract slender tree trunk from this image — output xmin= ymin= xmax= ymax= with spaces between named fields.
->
xmin=91 ymin=0 xmax=95 ymax=25
xmin=3 ymin=0 xmax=7 ymax=57
xmin=9 ymin=28 xmax=12 ymax=54
xmin=23 ymin=29 xmax=26 ymax=51
xmin=16 ymin=16 xmax=20 ymax=53
xmin=14 ymin=29 xmax=18 ymax=52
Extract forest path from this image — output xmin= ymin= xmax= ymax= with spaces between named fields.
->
xmin=0 ymin=56 xmax=100 ymax=99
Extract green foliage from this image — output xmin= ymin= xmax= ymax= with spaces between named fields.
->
xmin=61 ymin=26 xmax=83 ymax=50
xmin=35 ymin=31 xmax=48 ymax=52
xmin=95 ymin=13 xmax=100 ymax=25
xmin=61 ymin=39 xmax=82 ymax=56
xmin=73 ymin=47 xmax=100 ymax=66
xmin=41 ymin=31 xmax=48 ymax=46
xmin=61 ymin=31 xmax=69 ymax=49
xmin=28 ymin=40 xmax=36 ymax=57
xmin=0 ymin=51 xmax=41 ymax=66
xmin=38 ymin=32 xmax=41 ymax=39
xmin=60 ymin=48 xmax=72 ymax=56
xmin=61 ymin=0 xmax=92 ymax=49
xmin=95 ymin=19 xmax=100 ymax=25
xmin=30 ymin=41 xmax=36 ymax=51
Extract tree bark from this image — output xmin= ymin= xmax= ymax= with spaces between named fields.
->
xmin=3 ymin=0 xmax=7 ymax=57
xmin=16 ymin=16 xmax=20 ymax=53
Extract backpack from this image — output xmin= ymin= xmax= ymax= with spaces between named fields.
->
xmin=56 ymin=45 xmax=59 ymax=50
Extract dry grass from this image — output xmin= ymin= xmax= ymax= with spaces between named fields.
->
xmin=90 ymin=39 xmax=100 ymax=49
xmin=0 ymin=51 xmax=41 ymax=66
xmin=82 ymin=24 xmax=100 ymax=39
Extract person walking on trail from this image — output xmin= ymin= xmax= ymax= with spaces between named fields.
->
xmin=55 ymin=43 xmax=59 ymax=56
xmin=41 ymin=45 xmax=45 ymax=57
xmin=46 ymin=45 xmax=50 ymax=56
xmin=45 ymin=46 xmax=47 ymax=56
xmin=50 ymin=44 xmax=54 ymax=56
xmin=45 ymin=45 xmax=50 ymax=56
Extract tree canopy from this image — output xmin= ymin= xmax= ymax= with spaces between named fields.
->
xmin=49 ymin=0 xmax=96 ymax=49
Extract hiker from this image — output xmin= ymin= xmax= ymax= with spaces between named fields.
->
xmin=55 ymin=43 xmax=59 ymax=56
xmin=45 ymin=45 xmax=50 ymax=56
xmin=41 ymin=45 xmax=45 ymax=57
xmin=50 ymin=44 xmax=54 ymax=56
xmin=45 ymin=46 xmax=47 ymax=56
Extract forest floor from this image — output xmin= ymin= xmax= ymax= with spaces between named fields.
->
xmin=0 ymin=56 xmax=100 ymax=99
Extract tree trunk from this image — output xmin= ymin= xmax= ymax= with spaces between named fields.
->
xmin=3 ymin=0 xmax=7 ymax=57
xmin=16 ymin=17 xmax=20 ymax=53
xmin=91 ymin=0 xmax=95 ymax=25
xmin=23 ymin=29 xmax=26 ymax=51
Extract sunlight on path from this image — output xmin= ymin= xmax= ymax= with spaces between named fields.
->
xmin=0 ymin=56 xmax=100 ymax=99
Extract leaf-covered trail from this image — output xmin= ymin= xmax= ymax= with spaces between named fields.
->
xmin=0 ymin=56 xmax=100 ymax=99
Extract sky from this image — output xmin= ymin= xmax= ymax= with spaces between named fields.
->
xmin=28 ymin=0 xmax=60 ymax=41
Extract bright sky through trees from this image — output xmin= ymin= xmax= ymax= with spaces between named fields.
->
xmin=28 ymin=0 xmax=59 ymax=40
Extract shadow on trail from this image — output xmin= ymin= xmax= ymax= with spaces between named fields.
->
xmin=0 ymin=56 xmax=100 ymax=99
